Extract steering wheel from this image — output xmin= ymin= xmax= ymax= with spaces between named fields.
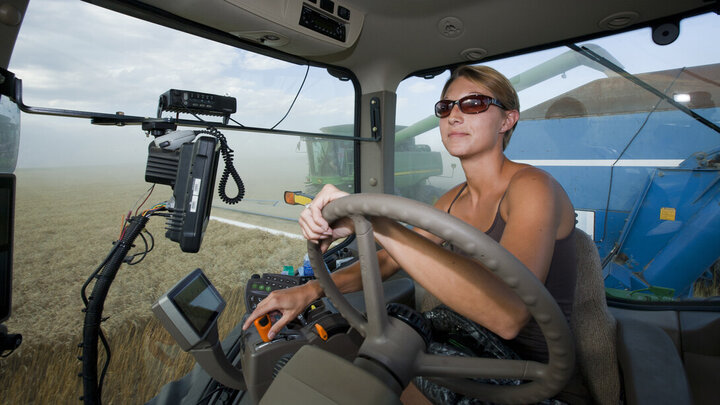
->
xmin=307 ymin=194 xmax=574 ymax=404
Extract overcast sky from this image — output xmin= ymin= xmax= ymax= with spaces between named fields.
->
xmin=8 ymin=0 xmax=719 ymax=169
xmin=10 ymin=0 xmax=357 ymax=168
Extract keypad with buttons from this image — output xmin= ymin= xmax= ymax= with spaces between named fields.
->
xmin=245 ymin=273 xmax=315 ymax=311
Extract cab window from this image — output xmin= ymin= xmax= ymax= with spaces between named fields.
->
xmin=395 ymin=12 xmax=720 ymax=302
xmin=10 ymin=0 xmax=356 ymax=222
xmin=4 ymin=0 xmax=356 ymax=401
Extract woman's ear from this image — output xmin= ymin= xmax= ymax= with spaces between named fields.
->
xmin=501 ymin=110 xmax=520 ymax=132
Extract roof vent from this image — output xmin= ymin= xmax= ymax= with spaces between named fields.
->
xmin=231 ymin=31 xmax=289 ymax=47
xmin=461 ymin=48 xmax=488 ymax=61
xmin=598 ymin=11 xmax=640 ymax=30
xmin=438 ymin=17 xmax=464 ymax=38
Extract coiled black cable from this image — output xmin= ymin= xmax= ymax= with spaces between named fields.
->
xmin=197 ymin=127 xmax=245 ymax=204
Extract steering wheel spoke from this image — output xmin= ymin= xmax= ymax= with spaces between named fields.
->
xmin=351 ymin=214 xmax=392 ymax=340
xmin=415 ymin=353 xmax=547 ymax=380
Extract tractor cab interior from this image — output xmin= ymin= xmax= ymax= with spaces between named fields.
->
xmin=1 ymin=1 xmax=719 ymax=404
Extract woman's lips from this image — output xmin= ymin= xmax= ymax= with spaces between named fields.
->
xmin=447 ymin=131 xmax=469 ymax=138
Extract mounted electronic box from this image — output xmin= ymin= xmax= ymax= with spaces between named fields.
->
xmin=144 ymin=121 xmax=221 ymax=253
xmin=144 ymin=89 xmax=246 ymax=252
xmin=157 ymin=89 xmax=237 ymax=125
xmin=152 ymin=268 xmax=247 ymax=390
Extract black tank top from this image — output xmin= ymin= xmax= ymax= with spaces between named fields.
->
xmin=446 ymin=183 xmax=576 ymax=362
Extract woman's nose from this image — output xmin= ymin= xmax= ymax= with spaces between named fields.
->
xmin=447 ymin=102 xmax=463 ymax=122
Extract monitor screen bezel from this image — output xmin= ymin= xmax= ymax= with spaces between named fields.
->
xmin=166 ymin=268 xmax=226 ymax=341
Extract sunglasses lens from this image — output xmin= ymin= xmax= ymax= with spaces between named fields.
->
xmin=435 ymin=95 xmax=499 ymax=117
xmin=435 ymin=100 xmax=453 ymax=118
xmin=460 ymin=96 xmax=490 ymax=114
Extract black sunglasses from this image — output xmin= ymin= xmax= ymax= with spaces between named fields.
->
xmin=434 ymin=94 xmax=506 ymax=118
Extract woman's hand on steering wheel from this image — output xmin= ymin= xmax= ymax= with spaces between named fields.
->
xmin=299 ymin=184 xmax=355 ymax=252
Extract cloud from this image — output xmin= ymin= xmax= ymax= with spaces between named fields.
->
xmin=408 ymin=81 xmax=438 ymax=94
xmin=240 ymin=53 xmax=293 ymax=71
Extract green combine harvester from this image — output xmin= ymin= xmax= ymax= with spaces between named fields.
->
xmin=306 ymin=116 xmax=443 ymax=203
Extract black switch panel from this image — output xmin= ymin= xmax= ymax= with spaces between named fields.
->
xmin=320 ymin=0 xmax=334 ymax=14
xmin=338 ymin=6 xmax=350 ymax=20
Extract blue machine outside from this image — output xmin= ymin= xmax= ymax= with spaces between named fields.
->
xmin=413 ymin=60 xmax=720 ymax=300
xmin=603 ymin=151 xmax=720 ymax=297
xmin=508 ymin=105 xmax=720 ymax=298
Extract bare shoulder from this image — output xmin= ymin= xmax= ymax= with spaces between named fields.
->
xmin=504 ymin=165 xmax=575 ymax=237
xmin=507 ymin=165 xmax=559 ymax=194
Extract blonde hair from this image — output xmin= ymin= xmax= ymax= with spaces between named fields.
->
xmin=441 ymin=65 xmax=520 ymax=150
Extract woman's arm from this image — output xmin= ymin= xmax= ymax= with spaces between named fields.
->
xmin=370 ymin=169 xmax=572 ymax=339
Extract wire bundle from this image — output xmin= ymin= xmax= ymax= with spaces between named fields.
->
xmin=78 ymin=186 xmax=170 ymax=403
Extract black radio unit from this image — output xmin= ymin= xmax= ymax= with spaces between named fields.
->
xmin=299 ymin=5 xmax=346 ymax=42
xmin=157 ymin=89 xmax=237 ymax=122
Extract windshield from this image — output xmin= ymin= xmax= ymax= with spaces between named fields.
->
xmin=2 ymin=0 xmax=355 ymax=402
xmin=396 ymin=12 xmax=720 ymax=302
xmin=11 ymin=0 xmax=356 ymax=222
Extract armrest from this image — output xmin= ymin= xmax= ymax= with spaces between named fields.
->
xmin=617 ymin=319 xmax=692 ymax=405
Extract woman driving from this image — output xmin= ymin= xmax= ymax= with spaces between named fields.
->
xmin=242 ymin=65 xmax=577 ymax=404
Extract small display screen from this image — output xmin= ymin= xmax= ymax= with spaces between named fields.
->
xmin=170 ymin=272 xmax=222 ymax=336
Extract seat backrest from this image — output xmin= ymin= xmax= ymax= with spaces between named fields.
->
xmin=571 ymin=229 xmax=621 ymax=405
xmin=419 ymin=229 xmax=622 ymax=403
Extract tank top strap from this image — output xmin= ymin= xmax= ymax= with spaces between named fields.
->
xmin=447 ymin=182 xmax=510 ymax=236
xmin=447 ymin=182 xmax=468 ymax=214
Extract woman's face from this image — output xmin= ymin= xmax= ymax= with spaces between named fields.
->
xmin=439 ymin=76 xmax=514 ymax=159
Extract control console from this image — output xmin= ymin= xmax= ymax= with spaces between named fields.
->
xmin=244 ymin=273 xmax=315 ymax=312
xmin=240 ymin=296 xmax=362 ymax=403
xmin=153 ymin=269 xmax=363 ymax=402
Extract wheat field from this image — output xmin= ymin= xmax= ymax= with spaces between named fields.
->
xmin=0 ymin=167 xmax=307 ymax=404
